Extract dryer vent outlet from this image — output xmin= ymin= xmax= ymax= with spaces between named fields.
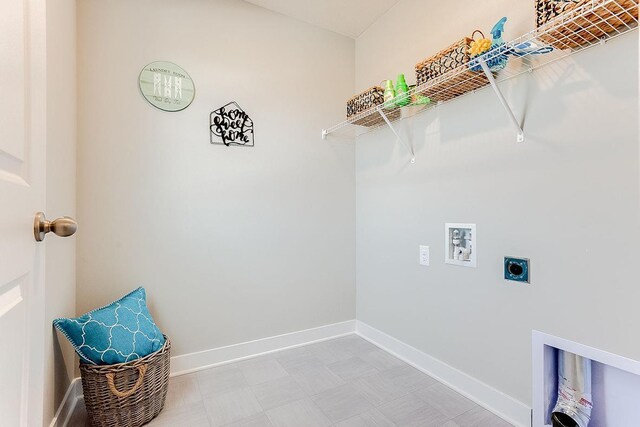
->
xmin=504 ymin=257 xmax=530 ymax=283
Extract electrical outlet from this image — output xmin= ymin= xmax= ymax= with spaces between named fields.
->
xmin=504 ymin=257 xmax=530 ymax=283
xmin=419 ymin=245 xmax=430 ymax=266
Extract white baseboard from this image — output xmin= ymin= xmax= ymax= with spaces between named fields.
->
xmin=356 ymin=321 xmax=531 ymax=427
xmin=48 ymin=378 xmax=82 ymax=427
xmin=170 ymin=320 xmax=357 ymax=376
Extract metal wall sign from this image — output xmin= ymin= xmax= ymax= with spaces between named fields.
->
xmin=209 ymin=102 xmax=254 ymax=147
xmin=139 ymin=61 xmax=195 ymax=112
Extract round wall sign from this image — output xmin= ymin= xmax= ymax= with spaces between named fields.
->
xmin=138 ymin=61 xmax=195 ymax=112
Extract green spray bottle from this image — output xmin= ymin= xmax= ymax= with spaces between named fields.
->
xmin=383 ymin=80 xmax=396 ymax=107
xmin=394 ymin=74 xmax=410 ymax=107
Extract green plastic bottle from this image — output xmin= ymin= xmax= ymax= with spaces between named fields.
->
xmin=383 ymin=80 xmax=395 ymax=107
xmin=395 ymin=74 xmax=410 ymax=107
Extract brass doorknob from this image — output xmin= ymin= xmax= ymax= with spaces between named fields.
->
xmin=34 ymin=212 xmax=77 ymax=242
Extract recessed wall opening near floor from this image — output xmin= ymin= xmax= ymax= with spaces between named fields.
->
xmin=533 ymin=331 xmax=640 ymax=426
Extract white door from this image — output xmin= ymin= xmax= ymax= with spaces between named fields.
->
xmin=0 ymin=0 xmax=48 ymax=426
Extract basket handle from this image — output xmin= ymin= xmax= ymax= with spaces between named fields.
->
xmin=470 ymin=30 xmax=485 ymax=40
xmin=106 ymin=364 xmax=148 ymax=398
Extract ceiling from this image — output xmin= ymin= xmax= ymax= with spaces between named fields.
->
xmin=243 ymin=0 xmax=402 ymax=39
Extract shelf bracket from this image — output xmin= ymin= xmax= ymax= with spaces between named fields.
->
xmin=376 ymin=106 xmax=416 ymax=163
xmin=478 ymin=58 xmax=525 ymax=143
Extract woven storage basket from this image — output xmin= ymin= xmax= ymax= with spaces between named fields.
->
xmin=535 ymin=0 xmax=638 ymax=49
xmin=346 ymin=86 xmax=400 ymax=127
xmin=347 ymin=86 xmax=384 ymax=118
xmin=80 ymin=336 xmax=171 ymax=427
xmin=415 ymin=37 xmax=491 ymax=102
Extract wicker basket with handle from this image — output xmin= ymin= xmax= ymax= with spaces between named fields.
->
xmin=535 ymin=0 xmax=638 ymax=49
xmin=80 ymin=336 xmax=171 ymax=427
xmin=415 ymin=37 xmax=491 ymax=102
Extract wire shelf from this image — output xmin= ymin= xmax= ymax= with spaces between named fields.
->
xmin=322 ymin=0 xmax=638 ymax=141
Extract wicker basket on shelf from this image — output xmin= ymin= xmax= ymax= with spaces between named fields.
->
xmin=535 ymin=0 xmax=638 ymax=50
xmin=346 ymin=86 xmax=400 ymax=127
xmin=80 ymin=337 xmax=171 ymax=427
xmin=415 ymin=37 xmax=491 ymax=103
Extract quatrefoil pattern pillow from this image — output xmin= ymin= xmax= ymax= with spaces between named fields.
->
xmin=54 ymin=287 xmax=165 ymax=365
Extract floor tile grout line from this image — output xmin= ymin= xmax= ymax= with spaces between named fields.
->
xmin=448 ymin=403 xmax=480 ymax=424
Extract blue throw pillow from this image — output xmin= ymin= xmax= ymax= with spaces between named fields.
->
xmin=54 ymin=287 xmax=165 ymax=365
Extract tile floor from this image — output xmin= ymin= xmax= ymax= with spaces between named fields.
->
xmin=67 ymin=335 xmax=513 ymax=427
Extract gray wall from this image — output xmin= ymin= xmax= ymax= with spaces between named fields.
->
xmin=355 ymin=0 xmax=639 ymax=407
xmin=76 ymin=0 xmax=356 ymax=357
xmin=45 ymin=0 xmax=77 ymax=423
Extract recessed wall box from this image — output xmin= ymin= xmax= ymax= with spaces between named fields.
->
xmin=445 ymin=223 xmax=476 ymax=268
xmin=504 ymin=257 xmax=529 ymax=283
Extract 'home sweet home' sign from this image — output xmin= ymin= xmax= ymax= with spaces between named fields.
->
xmin=210 ymin=102 xmax=254 ymax=147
